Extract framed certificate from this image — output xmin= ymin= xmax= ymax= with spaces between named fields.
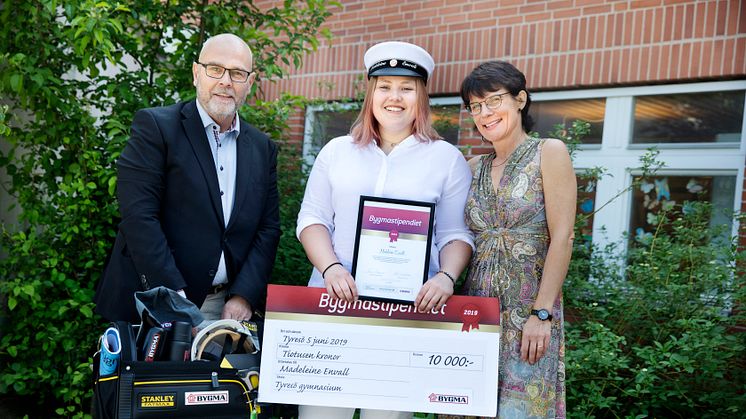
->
xmin=351 ymin=195 xmax=435 ymax=304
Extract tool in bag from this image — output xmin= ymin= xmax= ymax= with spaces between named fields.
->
xmin=92 ymin=287 xmax=264 ymax=418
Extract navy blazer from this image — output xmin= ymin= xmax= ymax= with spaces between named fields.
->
xmin=94 ymin=100 xmax=281 ymax=322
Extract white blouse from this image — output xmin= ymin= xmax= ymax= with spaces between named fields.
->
xmin=296 ymin=135 xmax=475 ymax=287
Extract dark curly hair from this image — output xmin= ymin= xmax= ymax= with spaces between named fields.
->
xmin=460 ymin=61 xmax=534 ymax=133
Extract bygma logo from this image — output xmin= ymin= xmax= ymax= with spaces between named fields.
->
xmin=184 ymin=391 xmax=229 ymax=406
xmin=428 ymin=393 xmax=469 ymax=404
xmin=145 ymin=334 xmax=160 ymax=359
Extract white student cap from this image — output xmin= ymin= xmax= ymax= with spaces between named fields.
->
xmin=363 ymin=41 xmax=434 ymax=84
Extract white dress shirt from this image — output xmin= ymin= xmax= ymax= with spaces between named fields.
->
xmin=195 ymin=100 xmax=239 ymax=286
xmin=297 ymin=135 xmax=475 ymax=287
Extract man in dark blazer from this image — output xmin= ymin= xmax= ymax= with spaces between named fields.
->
xmin=94 ymin=33 xmax=281 ymax=323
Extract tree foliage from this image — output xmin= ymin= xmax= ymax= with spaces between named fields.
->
xmin=0 ymin=0 xmax=334 ymax=416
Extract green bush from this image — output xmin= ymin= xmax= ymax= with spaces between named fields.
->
xmin=565 ymin=202 xmax=746 ymax=418
xmin=0 ymin=1 xmax=334 ymax=416
xmin=545 ymin=121 xmax=745 ymax=417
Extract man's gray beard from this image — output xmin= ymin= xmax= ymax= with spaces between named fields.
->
xmin=206 ymin=101 xmax=237 ymax=122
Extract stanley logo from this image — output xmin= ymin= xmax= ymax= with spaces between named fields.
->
xmin=139 ymin=393 xmax=175 ymax=408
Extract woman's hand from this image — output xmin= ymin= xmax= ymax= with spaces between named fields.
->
xmin=414 ymin=272 xmax=454 ymax=313
xmin=520 ymin=315 xmax=551 ymax=364
xmin=323 ymin=264 xmax=358 ymax=303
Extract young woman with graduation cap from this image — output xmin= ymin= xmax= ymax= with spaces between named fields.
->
xmin=295 ymin=41 xmax=475 ymax=419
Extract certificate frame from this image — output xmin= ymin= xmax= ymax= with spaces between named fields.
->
xmin=351 ymin=195 xmax=435 ymax=304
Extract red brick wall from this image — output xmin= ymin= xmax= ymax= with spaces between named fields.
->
xmin=260 ymin=0 xmax=746 ymax=102
xmin=285 ymin=108 xmax=307 ymax=145
xmin=256 ymin=0 xmax=745 ymax=150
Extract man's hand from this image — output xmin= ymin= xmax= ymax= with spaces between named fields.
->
xmin=222 ymin=295 xmax=253 ymax=320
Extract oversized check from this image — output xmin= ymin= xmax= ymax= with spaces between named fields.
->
xmin=258 ymin=285 xmax=500 ymax=416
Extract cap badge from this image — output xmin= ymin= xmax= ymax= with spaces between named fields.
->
xmin=389 ymin=59 xmax=398 ymax=67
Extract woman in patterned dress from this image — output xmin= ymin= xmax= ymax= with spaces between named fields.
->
xmin=459 ymin=61 xmax=576 ymax=418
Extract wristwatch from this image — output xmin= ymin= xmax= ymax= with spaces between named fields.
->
xmin=530 ymin=308 xmax=553 ymax=321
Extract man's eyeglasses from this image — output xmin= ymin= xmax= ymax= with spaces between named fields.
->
xmin=196 ymin=61 xmax=252 ymax=83
xmin=466 ymin=92 xmax=512 ymax=115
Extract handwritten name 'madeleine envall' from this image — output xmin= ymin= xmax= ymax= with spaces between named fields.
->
xmin=279 ymin=364 xmax=351 ymax=376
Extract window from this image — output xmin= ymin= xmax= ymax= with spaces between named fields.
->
xmin=632 ymin=91 xmax=744 ymax=144
xmin=431 ymin=105 xmax=460 ymax=145
xmin=304 ymin=105 xmax=359 ymax=163
xmin=531 ymin=98 xmax=605 ymax=144
xmin=303 ymin=81 xmax=746 ymax=249
xmin=552 ymin=81 xmax=744 ymax=247
xmin=303 ymin=98 xmax=462 ymax=165
xmin=630 ymin=175 xmax=736 ymax=243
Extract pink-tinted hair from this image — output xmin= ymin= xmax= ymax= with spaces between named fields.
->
xmin=350 ymin=77 xmax=442 ymax=146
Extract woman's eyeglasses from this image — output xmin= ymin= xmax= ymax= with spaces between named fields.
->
xmin=466 ymin=92 xmax=512 ymax=115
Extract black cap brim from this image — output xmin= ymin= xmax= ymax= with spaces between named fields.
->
xmin=367 ymin=58 xmax=429 ymax=83
xmin=368 ymin=67 xmax=424 ymax=79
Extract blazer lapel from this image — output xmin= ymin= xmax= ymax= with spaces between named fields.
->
xmin=181 ymin=101 xmax=225 ymax=224
xmin=227 ymin=121 xmax=254 ymax=230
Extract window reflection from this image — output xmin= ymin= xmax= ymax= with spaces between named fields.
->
xmin=531 ymin=99 xmax=605 ymax=144
xmin=576 ymin=175 xmax=597 ymax=242
xmin=632 ymin=91 xmax=744 ymax=144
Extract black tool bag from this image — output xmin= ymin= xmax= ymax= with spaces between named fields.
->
xmin=92 ymin=321 xmax=259 ymax=419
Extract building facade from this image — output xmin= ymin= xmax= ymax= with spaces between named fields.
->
xmin=257 ymin=0 xmax=746 ymax=247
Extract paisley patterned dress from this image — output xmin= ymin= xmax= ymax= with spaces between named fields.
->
xmin=463 ymin=138 xmax=566 ymax=418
